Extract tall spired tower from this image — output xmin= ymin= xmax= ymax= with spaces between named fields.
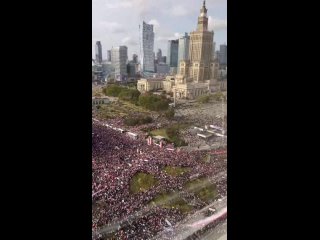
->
xmin=139 ymin=1 xmax=218 ymax=100
xmin=179 ymin=0 xmax=216 ymax=83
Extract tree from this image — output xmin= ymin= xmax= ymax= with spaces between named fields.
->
xmin=103 ymin=85 xmax=123 ymax=97
xmin=212 ymin=91 xmax=225 ymax=101
xmin=197 ymin=95 xmax=211 ymax=103
xmin=138 ymin=94 xmax=169 ymax=111
xmin=124 ymin=115 xmax=153 ymax=126
xmin=118 ymin=89 xmax=141 ymax=103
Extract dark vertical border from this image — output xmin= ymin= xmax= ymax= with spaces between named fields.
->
xmin=4 ymin=0 xmax=93 ymax=238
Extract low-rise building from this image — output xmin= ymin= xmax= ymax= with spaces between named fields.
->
xmin=137 ymin=78 xmax=164 ymax=93
xmin=92 ymin=97 xmax=110 ymax=105
xmin=163 ymin=75 xmax=175 ymax=93
xmin=156 ymin=62 xmax=170 ymax=74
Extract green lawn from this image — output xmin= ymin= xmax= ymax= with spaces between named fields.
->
xmin=96 ymin=100 xmax=150 ymax=120
xmin=203 ymin=154 xmax=212 ymax=163
xmin=130 ymin=172 xmax=158 ymax=194
xmin=149 ymin=123 xmax=190 ymax=147
xmin=150 ymin=192 xmax=192 ymax=214
xmin=163 ymin=166 xmax=190 ymax=177
xmin=185 ymin=177 xmax=217 ymax=203
xmin=150 ymin=128 xmax=169 ymax=139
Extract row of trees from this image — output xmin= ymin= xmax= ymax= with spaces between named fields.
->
xmin=103 ymin=85 xmax=171 ymax=112
xmin=124 ymin=115 xmax=153 ymax=126
xmin=138 ymin=94 xmax=170 ymax=111
xmin=197 ymin=91 xmax=226 ymax=103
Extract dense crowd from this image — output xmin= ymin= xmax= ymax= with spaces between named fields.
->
xmin=92 ymin=121 xmax=227 ymax=239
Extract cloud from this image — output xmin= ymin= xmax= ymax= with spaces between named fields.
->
xmin=156 ymin=32 xmax=183 ymax=42
xmin=208 ymin=16 xmax=227 ymax=31
xmin=148 ymin=19 xmax=160 ymax=32
xmin=121 ymin=37 xmax=138 ymax=46
xmin=174 ymin=32 xmax=183 ymax=38
xmin=104 ymin=0 xmax=150 ymax=18
xmin=169 ymin=5 xmax=189 ymax=16
xmin=105 ymin=1 xmax=133 ymax=9
xmin=99 ymin=21 xmax=125 ymax=33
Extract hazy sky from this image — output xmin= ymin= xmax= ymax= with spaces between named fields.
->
xmin=92 ymin=0 xmax=227 ymax=60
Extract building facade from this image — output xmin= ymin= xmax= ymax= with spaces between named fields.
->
xmin=111 ymin=46 xmax=128 ymax=81
xmin=137 ymin=78 xmax=164 ymax=93
xmin=107 ymin=50 xmax=111 ymax=62
xmin=161 ymin=56 xmax=166 ymax=64
xmin=156 ymin=63 xmax=170 ymax=74
xmin=220 ymin=78 xmax=227 ymax=91
xmin=156 ymin=49 xmax=162 ymax=62
xmin=167 ymin=40 xmax=179 ymax=67
xmin=178 ymin=33 xmax=190 ymax=65
xmin=95 ymin=41 xmax=103 ymax=64
xmin=212 ymin=42 xmax=216 ymax=60
xmin=219 ymin=44 xmax=227 ymax=66
xmin=127 ymin=61 xmax=137 ymax=77
xmin=92 ymin=97 xmax=109 ymax=105
xmin=137 ymin=1 xmax=219 ymax=99
xmin=132 ymin=54 xmax=138 ymax=63
xmin=174 ymin=1 xmax=218 ymax=99
xmin=141 ymin=21 xmax=155 ymax=73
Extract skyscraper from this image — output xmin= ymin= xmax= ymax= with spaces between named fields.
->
xmin=167 ymin=40 xmax=179 ymax=67
xmin=138 ymin=1 xmax=219 ymax=99
xmin=95 ymin=41 xmax=103 ymax=64
xmin=219 ymin=44 xmax=227 ymax=66
xmin=215 ymin=50 xmax=220 ymax=62
xmin=161 ymin=56 xmax=167 ymax=64
xmin=132 ymin=54 xmax=138 ymax=63
xmin=107 ymin=50 xmax=111 ymax=62
xmin=178 ymin=33 xmax=190 ymax=64
xmin=140 ymin=21 xmax=155 ymax=73
xmin=212 ymin=42 xmax=216 ymax=60
xmin=156 ymin=49 xmax=162 ymax=62
xmin=111 ymin=46 xmax=128 ymax=81
xmin=179 ymin=0 xmax=215 ymax=83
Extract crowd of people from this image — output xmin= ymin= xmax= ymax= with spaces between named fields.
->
xmin=92 ymin=119 xmax=227 ymax=239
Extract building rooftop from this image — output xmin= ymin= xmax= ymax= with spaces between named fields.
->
xmin=92 ymin=96 xmax=109 ymax=100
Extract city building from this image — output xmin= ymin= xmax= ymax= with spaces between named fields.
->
xmin=162 ymin=76 xmax=176 ymax=93
xmin=101 ymin=61 xmax=115 ymax=81
xmin=132 ymin=54 xmax=138 ymax=63
xmin=220 ymin=78 xmax=227 ymax=91
xmin=137 ymin=78 xmax=164 ymax=93
xmin=107 ymin=50 xmax=111 ymax=62
xmin=156 ymin=62 xmax=170 ymax=74
xmin=219 ymin=44 xmax=227 ymax=67
xmin=92 ymin=63 xmax=104 ymax=82
xmin=218 ymin=68 xmax=227 ymax=79
xmin=173 ymin=0 xmax=218 ymax=99
xmin=215 ymin=50 xmax=220 ymax=62
xmin=167 ymin=40 xmax=179 ymax=68
xmin=137 ymin=1 xmax=219 ymax=99
xmin=140 ymin=21 xmax=155 ymax=73
xmin=111 ymin=46 xmax=128 ymax=81
xmin=156 ymin=49 xmax=162 ymax=62
xmin=178 ymin=33 xmax=190 ymax=65
xmin=170 ymin=67 xmax=178 ymax=75
xmin=161 ymin=56 xmax=167 ymax=64
xmin=95 ymin=41 xmax=103 ymax=64
xmin=92 ymin=97 xmax=110 ymax=105
xmin=127 ymin=61 xmax=137 ymax=77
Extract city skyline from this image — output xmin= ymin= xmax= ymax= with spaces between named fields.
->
xmin=92 ymin=0 xmax=227 ymax=59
